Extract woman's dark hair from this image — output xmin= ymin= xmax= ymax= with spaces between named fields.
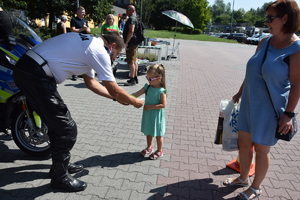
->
xmin=266 ymin=0 xmax=300 ymax=34
xmin=101 ymin=32 xmax=125 ymax=50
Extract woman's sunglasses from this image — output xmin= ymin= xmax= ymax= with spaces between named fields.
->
xmin=265 ymin=15 xmax=282 ymax=23
xmin=146 ymin=77 xmax=160 ymax=81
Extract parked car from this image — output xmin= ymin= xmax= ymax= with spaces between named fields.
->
xmin=210 ymin=33 xmax=230 ymax=38
xmin=227 ymin=33 xmax=247 ymax=43
xmin=246 ymin=34 xmax=260 ymax=45
xmin=218 ymin=33 xmax=230 ymax=38
xmin=258 ymin=33 xmax=271 ymax=43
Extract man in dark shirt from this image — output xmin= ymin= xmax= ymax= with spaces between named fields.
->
xmin=123 ymin=5 xmax=139 ymax=86
xmin=56 ymin=15 xmax=68 ymax=36
xmin=70 ymin=6 xmax=91 ymax=80
xmin=70 ymin=6 xmax=90 ymax=34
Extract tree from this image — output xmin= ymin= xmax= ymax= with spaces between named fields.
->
xmin=234 ymin=8 xmax=245 ymax=23
xmin=138 ymin=0 xmax=210 ymax=32
xmin=181 ymin=0 xmax=211 ymax=30
xmin=211 ymin=0 xmax=226 ymax=21
xmin=211 ymin=0 xmax=232 ymax=25
xmin=210 ymin=0 xmax=273 ymax=29
xmin=79 ymin=0 xmax=115 ymax=27
xmin=1 ymin=0 xmax=114 ymax=32
xmin=135 ymin=0 xmax=157 ymax=27
xmin=144 ymin=0 xmax=183 ymax=30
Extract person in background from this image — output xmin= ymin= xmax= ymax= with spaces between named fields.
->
xmin=13 ymin=32 xmax=144 ymax=192
xmin=123 ymin=5 xmax=139 ymax=86
xmin=118 ymin=13 xmax=127 ymax=33
xmin=100 ymin=14 xmax=120 ymax=35
xmin=223 ymin=1 xmax=300 ymax=199
xmin=131 ymin=64 xmax=167 ymax=160
xmin=56 ymin=15 xmax=68 ymax=36
xmin=70 ymin=6 xmax=91 ymax=81
xmin=70 ymin=6 xmax=90 ymax=34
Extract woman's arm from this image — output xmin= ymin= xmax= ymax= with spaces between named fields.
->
xmin=285 ymin=51 xmax=300 ymax=112
xmin=232 ymin=80 xmax=244 ymax=102
xmin=278 ymin=50 xmax=300 ymax=134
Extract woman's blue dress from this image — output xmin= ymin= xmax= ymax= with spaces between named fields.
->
xmin=238 ymin=37 xmax=300 ymax=146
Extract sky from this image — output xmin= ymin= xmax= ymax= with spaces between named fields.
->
xmin=207 ymin=0 xmax=300 ymax=11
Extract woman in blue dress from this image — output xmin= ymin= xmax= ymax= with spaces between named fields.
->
xmin=223 ymin=1 xmax=300 ymax=199
xmin=132 ymin=64 xmax=167 ymax=160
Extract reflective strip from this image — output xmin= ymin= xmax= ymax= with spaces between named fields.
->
xmin=26 ymin=50 xmax=54 ymax=78
xmin=33 ymin=111 xmax=42 ymax=128
xmin=0 ymin=90 xmax=12 ymax=103
xmin=0 ymin=47 xmax=19 ymax=61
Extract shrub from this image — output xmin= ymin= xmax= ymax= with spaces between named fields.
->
xmin=137 ymin=52 xmax=158 ymax=62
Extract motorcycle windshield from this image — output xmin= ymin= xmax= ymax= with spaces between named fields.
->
xmin=12 ymin=16 xmax=43 ymax=45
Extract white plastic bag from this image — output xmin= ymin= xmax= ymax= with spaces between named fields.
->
xmin=222 ymin=100 xmax=240 ymax=151
xmin=214 ymin=100 xmax=230 ymax=144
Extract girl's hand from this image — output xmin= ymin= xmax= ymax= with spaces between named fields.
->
xmin=144 ymin=105 xmax=151 ymax=111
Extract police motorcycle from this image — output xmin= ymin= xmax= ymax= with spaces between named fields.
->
xmin=0 ymin=15 xmax=50 ymax=157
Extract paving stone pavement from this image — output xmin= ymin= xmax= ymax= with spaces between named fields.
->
xmin=1 ymin=39 xmax=300 ymax=200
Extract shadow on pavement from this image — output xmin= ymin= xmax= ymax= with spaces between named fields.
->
xmin=79 ymin=152 xmax=145 ymax=168
xmin=64 ymin=82 xmax=86 ymax=88
xmin=147 ymin=178 xmax=240 ymax=200
xmin=0 ymin=164 xmax=52 ymax=199
xmin=212 ymin=167 xmax=238 ymax=176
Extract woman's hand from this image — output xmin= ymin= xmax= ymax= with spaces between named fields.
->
xmin=232 ymin=93 xmax=240 ymax=103
xmin=278 ymin=115 xmax=294 ymax=135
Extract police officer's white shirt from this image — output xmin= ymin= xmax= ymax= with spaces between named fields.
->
xmin=32 ymin=32 xmax=115 ymax=84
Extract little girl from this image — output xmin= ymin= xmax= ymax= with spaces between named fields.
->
xmin=132 ymin=64 xmax=167 ymax=160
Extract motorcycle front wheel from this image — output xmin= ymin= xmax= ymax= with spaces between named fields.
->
xmin=11 ymin=108 xmax=51 ymax=157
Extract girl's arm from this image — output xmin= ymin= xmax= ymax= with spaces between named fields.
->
xmin=144 ymin=93 xmax=167 ymax=111
xmin=131 ymin=87 xmax=145 ymax=98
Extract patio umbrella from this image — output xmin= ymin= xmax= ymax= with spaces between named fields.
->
xmin=162 ymin=10 xmax=194 ymax=59
xmin=162 ymin=10 xmax=194 ymax=29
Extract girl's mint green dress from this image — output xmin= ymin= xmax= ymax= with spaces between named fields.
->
xmin=141 ymin=84 xmax=167 ymax=136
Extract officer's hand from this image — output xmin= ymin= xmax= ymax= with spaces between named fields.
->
xmin=134 ymin=98 xmax=144 ymax=108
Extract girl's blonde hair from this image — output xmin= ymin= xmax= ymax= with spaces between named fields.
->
xmin=147 ymin=64 xmax=166 ymax=89
xmin=106 ymin=14 xmax=115 ymax=24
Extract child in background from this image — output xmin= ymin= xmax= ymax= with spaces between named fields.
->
xmin=132 ymin=64 xmax=167 ymax=159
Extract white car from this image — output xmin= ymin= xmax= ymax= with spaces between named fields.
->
xmin=246 ymin=34 xmax=260 ymax=45
xmin=258 ymin=33 xmax=271 ymax=43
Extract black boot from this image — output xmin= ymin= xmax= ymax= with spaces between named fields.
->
xmin=68 ymin=163 xmax=84 ymax=174
xmin=71 ymin=75 xmax=77 ymax=81
xmin=49 ymin=163 xmax=84 ymax=177
xmin=50 ymin=154 xmax=87 ymax=192
xmin=134 ymin=76 xmax=139 ymax=84
xmin=125 ymin=78 xmax=136 ymax=86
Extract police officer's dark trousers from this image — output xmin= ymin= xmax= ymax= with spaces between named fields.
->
xmin=13 ymin=54 xmax=86 ymax=192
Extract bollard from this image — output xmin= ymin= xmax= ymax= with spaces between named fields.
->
xmin=226 ymin=147 xmax=256 ymax=176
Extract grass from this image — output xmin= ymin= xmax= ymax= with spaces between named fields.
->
xmin=144 ymin=30 xmax=237 ymax=43
xmin=91 ymin=28 xmax=237 ymax=43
